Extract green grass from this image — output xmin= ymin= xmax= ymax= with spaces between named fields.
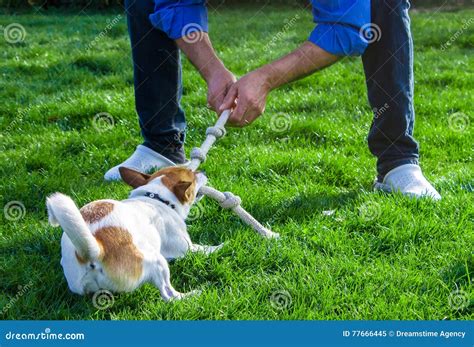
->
xmin=0 ymin=6 xmax=473 ymax=320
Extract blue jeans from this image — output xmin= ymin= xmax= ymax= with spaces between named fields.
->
xmin=362 ymin=0 xmax=419 ymax=180
xmin=125 ymin=0 xmax=186 ymax=164
xmin=125 ymin=0 xmax=419 ymax=177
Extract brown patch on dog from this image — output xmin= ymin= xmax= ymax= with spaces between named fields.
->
xmin=80 ymin=201 xmax=114 ymax=224
xmin=149 ymin=167 xmax=197 ymax=204
xmin=75 ymin=251 xmax=87 ymax=264
xmin=94 ymin=226 xmax=143 ymax=287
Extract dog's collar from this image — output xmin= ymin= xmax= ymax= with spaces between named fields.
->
xmin=143 ymin=192 xmax=176 ymax=210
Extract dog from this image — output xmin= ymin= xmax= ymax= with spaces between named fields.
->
xmin=46 ymin=166 xmax=221 ymax=301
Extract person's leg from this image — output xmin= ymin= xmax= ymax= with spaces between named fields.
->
xmin=125 ymin=0 xmax=186 ymax=164
xmin=361 ymin=0 xmax=440 ymax=200
xmin=362 ymin=0 xmax=418 ymax=182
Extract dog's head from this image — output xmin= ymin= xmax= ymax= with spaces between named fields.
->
xmin=119 ymin=166 xmax=207 ymax=217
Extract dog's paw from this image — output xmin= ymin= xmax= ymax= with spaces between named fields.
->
xmin=171 ymin=289 xmax=202 ymax=301
xmin=207 ymin=243 xmax=224 ymax=254
xmin=168 ymin=289 xmax=202 ymax=301
xmin=186 ymin=289 xmax=202 ymax=297
xmin=268 ymin=232 xmax=280 ymax=239
xmin=262 ymin=228 xmax=280 ymax=239
xmin=190 ymin=243 xmax=224 ymax=255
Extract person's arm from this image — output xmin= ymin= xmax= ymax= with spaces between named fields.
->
xmin=150 ymin=0 xmax=235 ymax=113
xmin=220 ymin=0 xmax=371 ymax=127
xmin=220 ymin=42 xmax=338 ymax=126
xmin=261 ymin=41 xmax=339 ymax=89
xmin=177 ymin=34 xmax=236 ymax=113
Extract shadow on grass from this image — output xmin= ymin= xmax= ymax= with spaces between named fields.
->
xmin=250 ymin=191 xmax=360 ymax=224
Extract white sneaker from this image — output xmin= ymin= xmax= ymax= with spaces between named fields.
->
xmin=104 ymin=145 xmax=176 ymax=181
xmin=374 ymin=164 xmax=441 ymax=200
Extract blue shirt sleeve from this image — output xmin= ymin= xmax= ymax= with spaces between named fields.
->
xmin=150 ymin=0 xmax=208 ymax=40
xmin=309 ymin=0 xmax=371 ymax=56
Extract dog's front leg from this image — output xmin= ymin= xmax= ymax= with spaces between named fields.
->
xmin=151 ymin=254 xmax=200 ymax=301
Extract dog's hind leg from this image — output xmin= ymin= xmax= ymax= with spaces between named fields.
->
xmin=151 ymin=254 xmax=200 ymax=301
xmin=190 ymin=243 xmax=224 ymax=255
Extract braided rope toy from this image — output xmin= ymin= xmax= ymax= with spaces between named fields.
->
xmin=187 ymin=109 xmax=279 ymax=239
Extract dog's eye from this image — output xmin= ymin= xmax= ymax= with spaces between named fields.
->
xmin=89 ymin=263 xmax=96 ymax=269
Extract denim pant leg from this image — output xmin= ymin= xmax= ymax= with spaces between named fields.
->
xmin=125 ymin=0 xmax=186 ymax=164
xmin=362 ymin=0 xmax=419 ymax=181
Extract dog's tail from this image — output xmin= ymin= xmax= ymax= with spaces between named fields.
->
xmin=46 ymin=193 xmax=102 ymax=260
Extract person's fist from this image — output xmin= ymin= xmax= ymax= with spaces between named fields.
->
xmin=219 ymin=69 xmax=271 ymax=127
xmin=206 ymin=68 xmax=236 ymax=114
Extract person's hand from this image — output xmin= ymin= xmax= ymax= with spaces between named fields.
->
xmin=206 ymin=67 xmax=236 ymax=114
xmin=219 ymin=69 xmax=271 ymax=127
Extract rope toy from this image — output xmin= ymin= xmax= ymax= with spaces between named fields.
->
xmin=188 ymin=110 xmax=279 ymax=239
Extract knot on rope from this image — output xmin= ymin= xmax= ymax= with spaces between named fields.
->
xmin=206 ymin=126 xmax=226 ymax=139
xmin=219 ymin=192 xmax=241 ymax=209
xmin=190 ymin=148 xmax=206 ymax=163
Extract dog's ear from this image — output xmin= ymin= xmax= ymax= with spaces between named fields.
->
xmin=119 ymin=167 xmax=151 ymax=188
xmin=172 ymin=181 xmax=195 ymax=204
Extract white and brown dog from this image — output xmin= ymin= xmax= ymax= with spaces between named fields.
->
xmin=46 ymin=166 xmax=220 ymax=301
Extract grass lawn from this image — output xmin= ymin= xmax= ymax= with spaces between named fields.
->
xmin=0 ymin=5 xmax=473 ymax=320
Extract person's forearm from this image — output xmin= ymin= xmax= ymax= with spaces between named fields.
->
xmin=259 ymin=41 xmax=340 ymax=90
xmin=176 ymin=32 xmax=236 ymax=113
xmin=176 ymin=33 xmax=227 ymax=82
